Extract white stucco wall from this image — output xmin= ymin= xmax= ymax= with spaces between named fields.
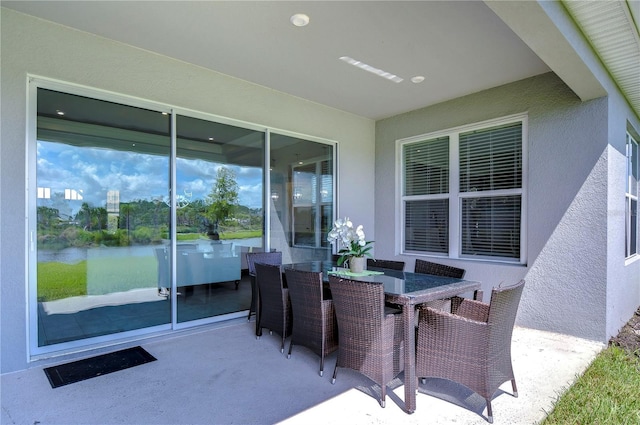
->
xmin=540 ymin=0 xmax=640 ymax=339
xmin=606 ymin=93 xmax=640 ymax=339
xmin=375 ymin=72 xmax=612 ymax=341
xmin=0 ymin=8 xmax=375 ymax=373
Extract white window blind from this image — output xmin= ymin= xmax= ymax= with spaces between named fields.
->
xmin=401 ymin=117 xmax=525 ymax=263
xmin=403 ymin=137 xmax=449 ymax=253
xmin=459 ymin=123 xmax=522 ymax=192
xmin=459 ymin=122 xmax=522 ymax=259
xmin=405 ymin=199 xmax=449 ymax=253
xmin=404 ymin=137 xmax=449 ymax=196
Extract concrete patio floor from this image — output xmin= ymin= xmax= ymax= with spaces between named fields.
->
xmin=1 ymin=319 xmax=604 ymax=425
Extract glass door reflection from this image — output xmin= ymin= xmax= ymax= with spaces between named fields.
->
xmin=270 ymin=134 xmax=335 ymax=263
xmin=174 ymin=115 xmax=264 ymax=323
xmin=35 ymin=88 xmax=171 ymax=348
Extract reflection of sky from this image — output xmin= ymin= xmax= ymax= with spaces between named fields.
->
xmin=36 ymin=141 xmax=263 ymax=215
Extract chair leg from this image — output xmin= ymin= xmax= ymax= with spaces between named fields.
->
xmin=280 ymin=335 xmax=285 ymax=353
xmin=255 ymin=309 xmax=262 ymax=338
xmin=331 ymin=365 xmax=338 ymax=384
xmin=380 ymin=385 xmax=386 ymax=408
xmin=319 ymin=355 xmax=324 ymax=377
xmin=287 ymin=341 xmax=293 ymax=359
xmin=511 ymin=379 xmax=519 ymax=397
xmin=486 ymin=399 xmax=493 ymax=424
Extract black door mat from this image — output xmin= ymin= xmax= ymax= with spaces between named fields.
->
xmin=44 ymin=346 xmax=156 ymax=388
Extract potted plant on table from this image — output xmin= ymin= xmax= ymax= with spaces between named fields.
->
xmin=327 ymin=217 xmax=373 ymax=273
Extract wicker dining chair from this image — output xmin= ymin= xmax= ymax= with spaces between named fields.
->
xmin=366 ymin=258 xmax=405 ymax=271
xmin=254 ymin=262 xmax=291 ymax=352
xmin=284 ymin=268 xmax=338 ymax=376
xmin=246 ymin=251 xmax=282 ymax=336
xmin=328 ymin=275 xmax=404 ymax=408
xmin=416 ymin=279 xmax=525 ymax=423
xmin=414 ymin=259 xmax=466 ymax=278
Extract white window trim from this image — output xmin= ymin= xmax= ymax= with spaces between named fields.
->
xmin=626 ymin=131 xmax=639 ymax=260
xmin=396 ymin=113 xmax=528 ymax=265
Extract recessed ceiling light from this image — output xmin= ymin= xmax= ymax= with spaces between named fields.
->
xmin=56 ymin=110 xmax=65 ymax=116
xmin=411 ymin=76 xmax=425 ymax=84
xmin=290 ymin=13 xmax=309 ymax=27
xmin=339 ymin=56 xmax=403 ymax=83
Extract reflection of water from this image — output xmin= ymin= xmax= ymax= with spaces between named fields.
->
xmin=38 ymin=237 xmax=264 ymax=264
xmin=38 ymin=247 xmax=88 ymax=264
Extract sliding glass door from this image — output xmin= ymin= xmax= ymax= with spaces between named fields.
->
xmin=33 ymin=88 xmax=172 ymax=349
xmin=174 ymin=115 xmax=264 ymax=323
xmin=270 ymin=133 xmax=334 ymax=263
xmin=29 ymin=81 xmax=336 ymax=355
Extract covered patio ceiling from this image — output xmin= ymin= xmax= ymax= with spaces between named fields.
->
xmin=3 ymin=1 xmax=638 ymax=120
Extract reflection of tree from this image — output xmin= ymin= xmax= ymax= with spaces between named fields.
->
xmin=37 ymin=206 xmax=60 ymax=229
xmin=205 ymin=167 xmax=239 ymax=239
xmin=121 ymin=203 xmax=134 ymax=234
xmin=177 ymin=199 xmax=205 ymax=229
xmin=35 ymin=173 xmax=262 ymax=249
xmin=76 ymin=203 xmax=107 ymax=231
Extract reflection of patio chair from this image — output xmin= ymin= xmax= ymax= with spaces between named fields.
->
xmin=154 ymin=247 xmax=169 ymax=297
xmin=210 ymin=242 xmax=232 ymax=255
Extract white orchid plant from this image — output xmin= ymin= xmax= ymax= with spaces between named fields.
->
xmin=327 ymin=217 xmax=374 ymax=266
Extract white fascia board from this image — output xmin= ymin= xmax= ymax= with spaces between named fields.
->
xmin=485 ymin=0 xmax=607 ymax=102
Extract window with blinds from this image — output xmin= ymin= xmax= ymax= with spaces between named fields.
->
xmin=404 ymin=137 xmax=449 ymax=196
xmin=459 ymin=122 xmax=522 ymax=259
xmin=401 ymin=116 xmax=525 ymax=263
xmin=403 ymin=137 xmax=449 ymax=253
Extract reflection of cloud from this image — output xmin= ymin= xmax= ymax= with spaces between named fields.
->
xmin=37 ymin=141 xmax=264 ymax=213
xmin=239 ymin=183 xmax=263 ymax=209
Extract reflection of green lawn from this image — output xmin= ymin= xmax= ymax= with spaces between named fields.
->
xmin=38 ymin=256 xmax=156 ymax=302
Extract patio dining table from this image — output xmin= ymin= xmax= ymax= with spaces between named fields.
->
xmin=283 ymin=260 xmax=482 ymax=413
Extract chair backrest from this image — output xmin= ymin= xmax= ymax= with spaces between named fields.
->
xmin=487 ymin=280 xmax=525 ymax=343
xmin=285 ymin=268 xmax=324 ymax=310
xmin=414 ymin=259 xmax=465 ymax=278
xmin=255 ymin=263 xmax=286 ymax=311
xmin=366 ymin=258 xmax=405 ymax=271
xmin=246 ymin=251 xmax=282 ymax=275
xmin=285 ymin=269 xmax=325 ymax=337
xmin=329 ymin=275 xmax=386 ymax=346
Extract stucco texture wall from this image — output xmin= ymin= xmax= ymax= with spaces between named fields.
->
xmin=0 ymin=8 xmax=375 ymax=373
xmin=606 ymin=93 xmax=640 ymax=339
xmin=375 ymin=72 xmax=610 ymax=341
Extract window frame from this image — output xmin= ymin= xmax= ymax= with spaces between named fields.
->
xmin=397 ymin=114 xmax=528 ymax=265
xmin=626 ymin=130 xmax=639 ymax=259
xmin=26 ymin=75 xmax=339 ymax=358
xmin=291 ymin=156 xmax=334 ymax=248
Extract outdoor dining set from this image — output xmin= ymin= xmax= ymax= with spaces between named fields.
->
xmin=245 ymin=252 xmax=525 ymax=423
